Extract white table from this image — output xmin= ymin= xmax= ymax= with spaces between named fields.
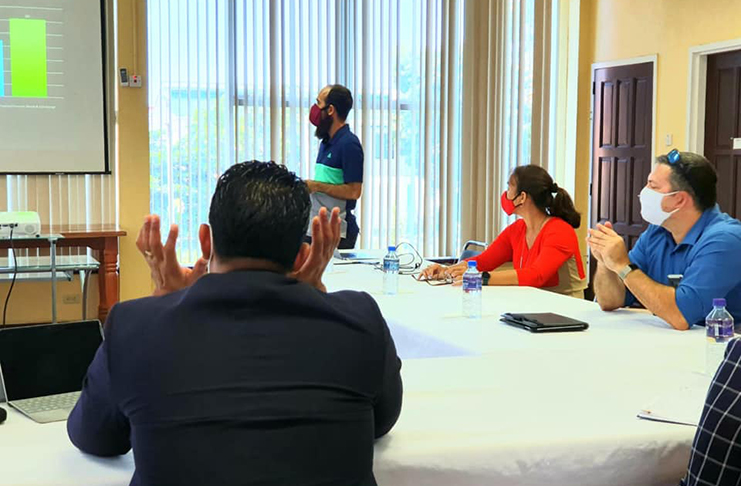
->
xmin=0 ymin=263 xmax=709 ymax=486
xmin=329 ymin=264 xmax=706 ymax=486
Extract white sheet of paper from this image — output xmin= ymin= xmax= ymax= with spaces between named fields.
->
xmin=637 ymin=372 xmax=711 ymax=426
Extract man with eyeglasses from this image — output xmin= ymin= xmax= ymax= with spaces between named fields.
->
xmin=587 ymin=150 xmax=741 ymax=330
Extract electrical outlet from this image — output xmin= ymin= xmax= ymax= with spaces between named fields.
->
xmin=63 ymin=294 xmax=81 ymax=305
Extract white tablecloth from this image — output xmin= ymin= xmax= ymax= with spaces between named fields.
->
xmin=0 ymin=263 xmax=709 ymax=486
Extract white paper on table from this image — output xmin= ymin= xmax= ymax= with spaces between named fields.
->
xmin=637 ymin=372 xmax=711 ymax=426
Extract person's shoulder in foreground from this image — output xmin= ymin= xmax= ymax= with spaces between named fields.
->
xmin=681 ymin=338 xmax=741 ymax=486
xmin=67 ymin=161 xmax=402 ymax=486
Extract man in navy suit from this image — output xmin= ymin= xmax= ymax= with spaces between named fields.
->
xmin=67 ymin=161 xmax=403 ymax=486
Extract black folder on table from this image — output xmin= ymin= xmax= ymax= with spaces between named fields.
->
xmin=500 ymin=312 xmax=589 ymax=333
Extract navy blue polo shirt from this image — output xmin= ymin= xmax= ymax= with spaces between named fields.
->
xmin=626 ymin=206 xmax=741 ymax=326
xmin=309 ymin=125 xmax=364 ymax=240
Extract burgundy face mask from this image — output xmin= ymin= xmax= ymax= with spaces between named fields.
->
xmin=309 ymin=104 xmax=326 ymax=126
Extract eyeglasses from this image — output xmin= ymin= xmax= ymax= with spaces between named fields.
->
xmin=665 ymin=149 xmax=698 ymax=196
xmin=667 ymin=149 xmax=690 ymax=176
xmin=667 ymin=148 xmax=681 ymax=165
xmin=414 ymin=274 xmax=454 ymax=286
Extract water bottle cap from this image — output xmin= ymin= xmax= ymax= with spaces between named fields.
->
xmin=713 ymin=298 xmax=727 ymax=307
xmin=388 ymin=246 xmax=396 ymax=252
xmin=467 ymin=261 xmax=477 ymax=268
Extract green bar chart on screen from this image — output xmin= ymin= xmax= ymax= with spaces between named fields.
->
xmin=0 ymin=39 xmax=5 ymax=97
xmin=9 ymin=18 xmax=48 ymax=98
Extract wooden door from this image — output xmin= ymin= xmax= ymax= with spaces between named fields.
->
xmin=704 ymin=49 xmax=741 ymax=219
xmin=589 ymin=62 xmax=653 ymax=295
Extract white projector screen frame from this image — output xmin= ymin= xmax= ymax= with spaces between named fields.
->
xmin=0 ymin=0 xmax=112 ymax=174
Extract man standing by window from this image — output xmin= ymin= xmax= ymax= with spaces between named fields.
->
xmin=305 ymin=85 xmax=364 ymax=249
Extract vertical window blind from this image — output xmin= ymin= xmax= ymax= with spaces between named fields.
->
xmin=147 ymin=0 xmax=464 ymax=262
xmin=0 ymin=174 xmax=115 ymax=258
xmin=461 ymin=0 xmax=559 ymax=243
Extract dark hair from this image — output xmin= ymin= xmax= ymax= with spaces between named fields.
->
xmin=325 ymin=85 xmax=353 ymax=120
xmin=655 ymin=151 xmax=717 ymax=211
xmin=208 ymin=161 xmax=311 ymax=270
xmin=511 ymin=165 xmax=581 ymax=228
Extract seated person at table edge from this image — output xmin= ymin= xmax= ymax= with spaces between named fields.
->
xmin=681 ymin=338 xmax=741 ymax=486
xmin=588 ymin=150 xmax=741 ymax=330
xmin=67 ymin=161 xmax=403 ymax=486
xmin=421 ymin=165 xmax=587 ymax=298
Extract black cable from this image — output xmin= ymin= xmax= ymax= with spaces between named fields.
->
xmin=372 ymin=241 xmax=424 ymax=276
xmin=3 ymin=226 xmax=17 ymax=326
xmin=394 ymin=241 xmax=424 ymax=275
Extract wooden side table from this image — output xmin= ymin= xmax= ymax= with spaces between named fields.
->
xmin=0 ymin=225 xmax=126 ymax=322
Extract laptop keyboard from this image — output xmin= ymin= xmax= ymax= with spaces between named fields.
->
xmin=12 ymin=391 xmax=81 ymax=414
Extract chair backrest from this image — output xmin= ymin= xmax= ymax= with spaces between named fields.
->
xmin=458 ymin=240 xmax=487 ymax=263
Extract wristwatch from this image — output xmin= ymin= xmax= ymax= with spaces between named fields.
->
xmin=482 ymin=272 xmax=490 ymax=286
xmin=617 ymin=263 xmax=639 ymax=281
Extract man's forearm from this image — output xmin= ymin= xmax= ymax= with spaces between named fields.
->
xmin=594 ymin=262 xmax=626 ymax=310
xmin=312 ymin=182 xmax=361 ymax=200
xmin=623 ymin=270 xmax=689 ymax=330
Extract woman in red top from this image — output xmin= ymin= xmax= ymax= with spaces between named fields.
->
xmin=420 ymin=165 xmax=587 ymax=298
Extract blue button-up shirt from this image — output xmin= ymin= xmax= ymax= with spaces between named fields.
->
xmin=626 ymin=206 xmax=741 ymax=326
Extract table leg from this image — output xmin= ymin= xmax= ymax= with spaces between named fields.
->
xmin=50 ymin=239 xmax=57 ymax=324
xmin=97 ymin=237 xmax=120 ymax=323
xmin=81 ymin=269 xmax=92 ymax=320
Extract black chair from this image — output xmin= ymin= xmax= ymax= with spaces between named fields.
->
xmin=425 ymin=240 xmax=488 ymax=265
xmin=458 ymin=240 xmax=487 ymax=262
xmin=425 ymin=240 xmax=486 ymax=265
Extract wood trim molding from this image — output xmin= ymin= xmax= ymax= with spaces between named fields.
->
xmin=686 ymin=37 xmax=741 ymax=154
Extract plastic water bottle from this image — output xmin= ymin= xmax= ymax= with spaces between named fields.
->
xmin=705 ymin=298 xmax=735 ymax=376
xmin=383 ymin=246 xmax=400 ymax=295
xmin=462 ymin=261 xmax=482 ymax=318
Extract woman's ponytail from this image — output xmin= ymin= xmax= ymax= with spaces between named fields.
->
xmin=550 ymin=187 xmax=581 ymax=228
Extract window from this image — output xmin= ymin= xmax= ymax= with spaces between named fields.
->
xmin=148 ymin=0 xmax=464 ymax=261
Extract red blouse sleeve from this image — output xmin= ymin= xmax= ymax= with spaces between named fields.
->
xmin=516 ymin=221 xmax=579 ymax=287
xmin=469 ymin=222 xmax=517 ymax=272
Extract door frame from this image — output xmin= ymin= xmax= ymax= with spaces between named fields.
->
xmin=686 ymin=37 xmax=741 ymax=154
xmin=586 ymin=55 xmax=658 ymax=275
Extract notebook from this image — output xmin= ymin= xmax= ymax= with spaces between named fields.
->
xmin=500 ymin=312 xmax=589 ymax=333
xmin=0 ymin=320 xmax=102 ymax=423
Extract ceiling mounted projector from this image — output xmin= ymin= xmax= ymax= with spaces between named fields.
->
xmin=0 ymin=212 xmax=42 ymax=238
